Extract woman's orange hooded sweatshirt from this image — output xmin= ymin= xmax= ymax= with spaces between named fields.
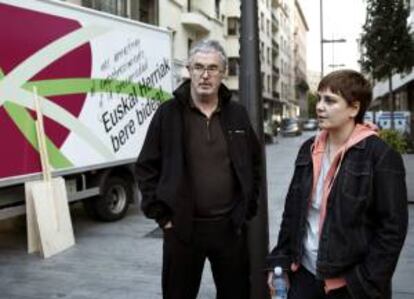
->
xmin=310 ymin=123 xmax=378 ymax=292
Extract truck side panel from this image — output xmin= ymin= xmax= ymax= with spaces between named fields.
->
xmin=0 ymin=0 xmax=173 ymax=187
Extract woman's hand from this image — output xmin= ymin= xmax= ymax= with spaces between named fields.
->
xmin=163 ymin=221 xmax=173 ymax=229
xmin=267 ymin=271 xmax=275 ymax=297
xmin=267 ymin=263 xmax=299 ymax=296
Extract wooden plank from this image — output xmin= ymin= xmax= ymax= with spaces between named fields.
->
xmin=25 ymin=181 xmax=41 ymax=254
xmin=26 ymin=178 xmax=75 ymax=258
xmin=25 ymin=87 xmax=75 ymax=258
xmin=33 ymin=87 xmax=51 ymax=182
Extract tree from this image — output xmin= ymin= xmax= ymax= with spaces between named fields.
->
xmin=360 ymin=0 xmax=414 ymax=128
xmin=307 ymin=92 xmax=317 ymax=118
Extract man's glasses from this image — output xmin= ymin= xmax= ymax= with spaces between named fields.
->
xmin=190 ymin=64 xmax=223 ymax=76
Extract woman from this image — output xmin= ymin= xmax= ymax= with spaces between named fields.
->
xmin=267 ymin=70 xmax=408 ymax=299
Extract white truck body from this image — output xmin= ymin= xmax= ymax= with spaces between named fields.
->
xmin=0 ymin=0 xmax=173 ymax=220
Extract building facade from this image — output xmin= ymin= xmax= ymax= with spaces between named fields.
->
xmin=293 ymin=0 xmax=309 ymax=118
xmin=62 ymin=0 xmax=308 ymax=122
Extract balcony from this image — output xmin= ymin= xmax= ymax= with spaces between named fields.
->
xmin=272 ymin=37 xmax=279 ymax=51
xmin=272 ymin=65 xmax=280 ymax=78
xmin=272 ymin=47 xmax=279 ymax=59
xmin=271 ymin=11 xmax=279 ymax=32
xmin=272 ymin=90 xmax=280 ymax=99
xmin=181 ymin=8 xmax=211 ymax=33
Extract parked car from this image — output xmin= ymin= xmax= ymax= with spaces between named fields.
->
xmin=280 ymin=118 xmax=302 ymax=136
xmin=303 ymin=118 xmax=318 ymax=131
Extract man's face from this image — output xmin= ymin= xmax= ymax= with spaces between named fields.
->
xmin=316 ymin=88 xmax=360 ymax=131
xmin=188 ymin=51 xmax=225 ymax=100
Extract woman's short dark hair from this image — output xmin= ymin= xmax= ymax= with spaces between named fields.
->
xmin=317 ymin=69 xmax=372 ymax=124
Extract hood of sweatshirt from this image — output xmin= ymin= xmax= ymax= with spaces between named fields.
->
xmin=312 ymin=122 xmax=379 ymax=158
xmin=310 ymin=122 xmax=379 ymax=235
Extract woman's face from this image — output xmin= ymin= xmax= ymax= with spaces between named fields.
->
xmin=316 ymin=88 xmax=359 ymax=131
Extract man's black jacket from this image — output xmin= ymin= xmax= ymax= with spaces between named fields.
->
xmin=267 ymin=135 xmax=408 ymax=299
xmin=136 ymin=80 xmax=263 ymax=242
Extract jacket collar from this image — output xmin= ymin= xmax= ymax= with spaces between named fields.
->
xmin=353 ymin=138 xmax=367 ymax=149
xmin=172 ymin=79 xmax=233 ymax=106
xmin=312 ymin=122 xmax=378 ymax=154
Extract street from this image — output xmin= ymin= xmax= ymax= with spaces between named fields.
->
xmin=0 ymin=131 xmax=413 ymax=299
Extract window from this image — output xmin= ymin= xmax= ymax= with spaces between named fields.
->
xmin=267 ymin=47 xmax=271 ymax=64
xmin=188 ymin=38 xmax=194 ymax=56
xmin=272 ymin=75 xmax=278 ymax=92
xmin=267 ymin=19 xmax=270 ymax=36
xmin=267 ymin=75 xmax=271 ymax=92
xmin=138 ymin=0 xmax=158 ymax=25
xmin=228 ymin=57 xmax=240 ymax=76
xmin=215 ymin=0 xmax=221 ymax=19
xmin=227 ymin=17 xmax=239 ymax=36
xmin=261 ymin=72 xmax=265 ymax=91
xmin=260 ymin=12 xmax=265 ymax=31
xmin=260 ymin=42 xmax=265 ymax=61
xmin=82 ymin=0 xmax=127 ymax=17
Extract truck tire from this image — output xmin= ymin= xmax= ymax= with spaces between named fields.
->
xmin=83 ymin=176 xmax=131 ymax=222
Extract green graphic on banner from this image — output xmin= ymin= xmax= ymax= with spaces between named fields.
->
xmin=0 ymin=68 xmax=72 ymax=168
xmin=23 ymin=78 xmax=171 ymax=101
xmin=0 ymin=67 xmax=171 ymax=170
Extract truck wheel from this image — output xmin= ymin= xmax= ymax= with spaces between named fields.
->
xmin=83 ymin=176 xmax=131 ymax=222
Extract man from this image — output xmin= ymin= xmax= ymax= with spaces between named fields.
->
xmin=136 ymin=39 xmax=263 ymax=299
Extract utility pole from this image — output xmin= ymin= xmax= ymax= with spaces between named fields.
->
xmin=320 ymin=0 xmax=324 ymax=78
xmin=239 ymin=1 xmax=270 ymax=298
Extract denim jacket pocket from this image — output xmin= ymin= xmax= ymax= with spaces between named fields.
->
xmin=341 ymin=161 xmax=372 ymax=201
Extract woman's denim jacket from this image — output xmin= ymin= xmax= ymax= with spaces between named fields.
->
xmin=268 ymin=135 xmax=408 ymax=299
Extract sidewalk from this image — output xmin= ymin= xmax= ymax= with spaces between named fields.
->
xmin=0 ymin=134 xmax=412 ymax=298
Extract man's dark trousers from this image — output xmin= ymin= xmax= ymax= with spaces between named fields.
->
xmin=162 ymin=218 xmax=249 ymax=299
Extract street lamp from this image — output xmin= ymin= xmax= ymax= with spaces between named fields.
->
xmin=320 ymin=0 xmax=346 ymax=78
xmin=321 ymin=39 xmax=346 ymax=77
xmin=322 ymin=38 xmax=346 ymax=43
xmin=324 ymin=38 xmax=346 ymax=74
xmin=328 ymin=63 xmax=345 ymax=69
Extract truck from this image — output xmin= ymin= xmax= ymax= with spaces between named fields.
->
xmin=0 ymin=0 xmax=173 ymax=222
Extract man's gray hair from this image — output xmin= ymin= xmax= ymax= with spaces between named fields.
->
xmin=188 ymin=39 xmax=227 ymax=69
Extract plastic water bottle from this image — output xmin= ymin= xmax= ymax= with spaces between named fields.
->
xmin=272 ymin=266 xmax=287 ymax=299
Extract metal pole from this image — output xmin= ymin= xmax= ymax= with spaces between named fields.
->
xmin=239 ymin=1 xmax=270 ymax=298
xmin=320 ymin=0 xmax=324 ymax=78
xmin=389 ymin=75 xmax=395 ymax=129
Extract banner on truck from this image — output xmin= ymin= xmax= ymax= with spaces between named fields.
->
xmin=0 ymin=0 xmax=173 ymax=182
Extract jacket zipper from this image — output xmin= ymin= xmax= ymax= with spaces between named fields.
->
xmin=206 ymin=118 xmax=211 ymax=141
